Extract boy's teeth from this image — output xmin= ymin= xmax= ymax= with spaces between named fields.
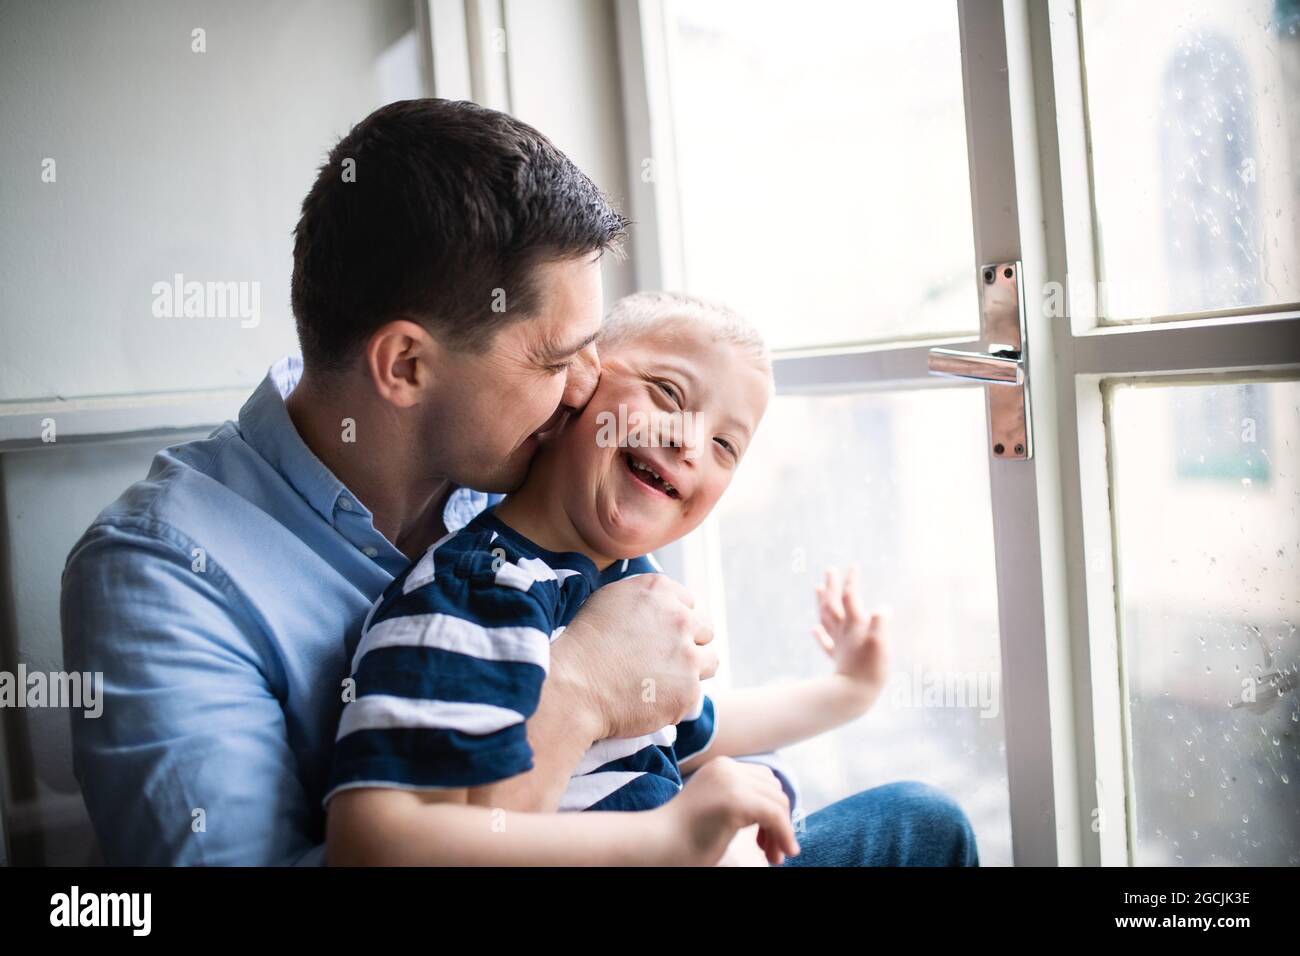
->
xmin=629 ymin=455 xmax=676 ymax=496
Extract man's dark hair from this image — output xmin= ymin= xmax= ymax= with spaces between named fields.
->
xmin=291 ymin=98 xmax=629 ymax=372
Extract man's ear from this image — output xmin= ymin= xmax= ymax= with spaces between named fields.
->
xmin=365 ymin=319 xmax=438 ymax=409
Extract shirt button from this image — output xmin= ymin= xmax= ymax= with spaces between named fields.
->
xmin=338 ymin=497 xmax=353 ymax=511
xmin=362 ymin=546 xmax=379 ymax=558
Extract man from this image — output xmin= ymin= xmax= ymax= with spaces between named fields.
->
xmin=61 ymin=98 xmax=977 ymax=866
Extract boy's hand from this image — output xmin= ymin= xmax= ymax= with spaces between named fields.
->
xmin=715 ymin=823 xmax=771 ymax=866
xmin=813 ymin=565 xmax=890 ymax=701
xmin=655 ymin=757 xmax=799 ymax=866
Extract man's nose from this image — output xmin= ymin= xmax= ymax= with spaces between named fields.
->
xmin=562 ymin=342 xmax=601 ymax=410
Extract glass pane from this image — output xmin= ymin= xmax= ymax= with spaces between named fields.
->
xmin=662 ymin=0 xmax=977 ymax=351
xmin=1109 ymin=378 xmax=1300 ymax=865
xmin=713 ymin=387 xmax=1011 ymax=864
xmin=1081 ymin=0 xmax=1300 ymax=321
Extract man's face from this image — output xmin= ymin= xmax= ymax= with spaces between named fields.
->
xmin=422 ymin=254 xmax=604 ymax=493
xmin=529 ymin=321 xmax=771 ymax=559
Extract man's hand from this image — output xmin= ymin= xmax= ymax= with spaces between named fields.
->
xmin=552 ymin=573 xmax=716 ymax=740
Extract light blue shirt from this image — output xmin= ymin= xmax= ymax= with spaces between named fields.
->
xmin=60 ymin=356 xmax=497 ymax=865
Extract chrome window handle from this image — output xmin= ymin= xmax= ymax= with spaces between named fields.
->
xmin=928 ymin=261 xmax=1033 ymax=459
xmin=927 ymin=347 xmax=1023 ymax=385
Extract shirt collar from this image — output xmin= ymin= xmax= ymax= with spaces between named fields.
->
xmin=239 ymin=356 xmax=348 ymax=524
xmin=468 ymin=506 xmax=657 ymax=587
xmin=238 ymin=356 xmax=492 ymax=534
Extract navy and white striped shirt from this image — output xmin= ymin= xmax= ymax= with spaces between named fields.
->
xmin=324 ymin=506 xmax=718 ymax=812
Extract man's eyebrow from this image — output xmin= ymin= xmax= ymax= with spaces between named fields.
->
xmin=536 ymin=330 xmax=599 ymax=363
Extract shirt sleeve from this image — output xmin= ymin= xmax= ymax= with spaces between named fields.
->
xmin=325 ymin=553 xmax=555 ymax=803
xmin=733 ymin=752 xmax=803 ymax=821
xmin=672 ymin=691 xmax=719 ymax=763
xmin=61 ymin=522 xmax=324 ymax=866
xmin=672 ymin=694 xmax=803 ymax=820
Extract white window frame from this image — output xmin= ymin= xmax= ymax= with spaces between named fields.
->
xmin=617 ymin=0 xmax=1300 ymax=866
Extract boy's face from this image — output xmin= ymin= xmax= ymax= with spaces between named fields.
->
xmin=531 ymin=320 xmax=771 ymax=559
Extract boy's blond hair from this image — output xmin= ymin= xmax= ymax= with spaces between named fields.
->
xmin=598 ymin=291 xmax=772 ymax=380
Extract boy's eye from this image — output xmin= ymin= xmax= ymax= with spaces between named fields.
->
xmin=715 ymin=437 xmax=738 ymax=458
xmin=656 ymin=380 xmax=681 ymax=404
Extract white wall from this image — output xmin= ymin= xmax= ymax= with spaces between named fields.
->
xmin=0 ymin=0 xmax=423 ymax=403
xmin=503 ymin=0 xmax=636 ymax=304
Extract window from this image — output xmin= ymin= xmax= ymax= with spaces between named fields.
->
xmin=1080 ymin=0 xmax=1300 ymax=321
xmin=625 ymin=0 xmax=1300 ymax=865
xmin=1109 ymin=377 xmax=1300 ymax=865
xmin=662 ymin=0 xmax=977 ymax=350
xmin=715 ymin=387 xmax=1012 ymax=864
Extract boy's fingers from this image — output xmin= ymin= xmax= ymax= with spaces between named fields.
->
xmin=824 ymin=568 xmax=844 ymax=617
xmin=744 ymin=767 xmax=798 ymax=860
xmin=811 ymin=625 xmax=835 ymax=656
xmin=818 ymin=602 xmax=843 ymax=637
xmin=842 ymin=568 xmax=867 ymax=623
xmin=754 ymin=817 xmax=787 ymax=865
xmin=758 ymin=797 xmax=799 ymax=860
xmin=763 ymin=835 xmax=784 ymax=866
xmin=814 ymin=582 xmax=834 ymax=613
xmin=818 ymin=568 xmax=844 ymax=628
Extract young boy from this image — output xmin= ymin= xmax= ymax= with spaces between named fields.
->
xmin=324 ymin=291 xmax=889 ymax=866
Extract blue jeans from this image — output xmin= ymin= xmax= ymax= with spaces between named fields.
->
xmin=780 ymin=781 xmax=980 ymax=867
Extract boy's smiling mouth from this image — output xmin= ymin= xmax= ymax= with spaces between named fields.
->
xmin=622 ymin=450 xmax=680 ymax=499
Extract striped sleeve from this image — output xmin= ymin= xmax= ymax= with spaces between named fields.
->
xmin=672 ymin=692 xmax=718 ymax=763
xmin=324 ymin=553 xmax=555 ymax=804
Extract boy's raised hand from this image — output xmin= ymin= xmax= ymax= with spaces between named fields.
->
xmin=812 ymin=565 xmax=890 ymax=698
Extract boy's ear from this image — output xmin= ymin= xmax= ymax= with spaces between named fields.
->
xmin=366 ymin=319 xmax=439 ymax=409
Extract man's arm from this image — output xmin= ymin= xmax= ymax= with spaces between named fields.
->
xmin=61 ymin=522 xmax=322 ymax=865
xmin=463 ymin=642 xmax=604 ymax=812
